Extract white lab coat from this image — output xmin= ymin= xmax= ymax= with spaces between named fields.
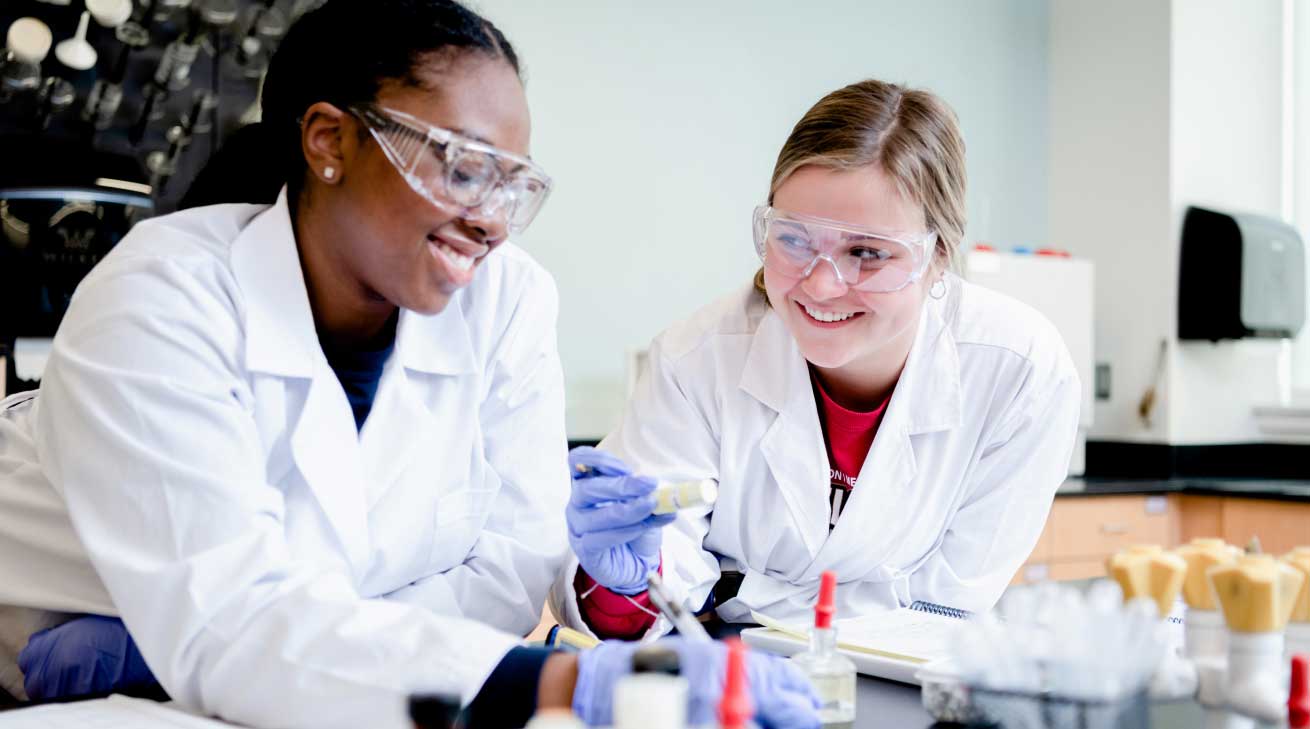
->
xmin=0 ymin=189 xmax=570 ymax=728
xmin=552 ymin=278 xmax=1079 ymax=635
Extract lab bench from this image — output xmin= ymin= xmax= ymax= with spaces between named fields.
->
xmin=1014 ymin=478 xmax=1310 ymax=584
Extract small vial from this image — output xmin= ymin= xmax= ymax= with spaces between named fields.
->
xmin=613 ymin=645 xmax=687 ymax=729
xmin=653 ymin=479 xmax=717 ymax=515
xmin=790 ymin=571 xmax=856 ymax=729
xmin=83 ymin=79 xmax=124 ymax=129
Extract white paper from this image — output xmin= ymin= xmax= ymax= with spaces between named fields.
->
xmin=752 ymin=607 xmax=963 ymax=664
xmin=0 ymin=695 xmax=239 ymax=728
xmin=830 ymin=609 xmax=961 ymax=662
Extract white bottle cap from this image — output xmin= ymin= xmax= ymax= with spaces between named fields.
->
xmin=523 ymin=709 xmax=585 ymax=729
xmin=55 ymin=11 xmax=98 ymax=71
xmin=7 ymin=18 xmax=53 ymax=64
xmin=87 ymin=0 xmax=134 ymax=28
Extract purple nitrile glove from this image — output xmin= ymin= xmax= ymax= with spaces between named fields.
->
xmin=572 ymin=637 xmax=821 ymax=728
xmin=19 ymin=615 xmax=160 ymax=701
xmin=567 ymin=446 xmax=676 ymax=595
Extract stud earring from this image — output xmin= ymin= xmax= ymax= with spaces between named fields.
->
xmin=323 ymin=166 xmax=336 ymax=181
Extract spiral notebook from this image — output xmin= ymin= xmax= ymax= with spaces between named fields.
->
xmin=740 ymin=600 xmax=970 ymax=685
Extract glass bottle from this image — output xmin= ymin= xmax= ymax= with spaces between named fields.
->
xmin=790 ymin=571 xmax=856 ymax=728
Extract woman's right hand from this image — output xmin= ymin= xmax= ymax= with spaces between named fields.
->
xmin=566 ymin=447 xmax=676 ymax=595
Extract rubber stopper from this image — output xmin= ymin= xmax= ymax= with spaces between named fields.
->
xmin=718 ymin=639 xmax=752 ymax=729
xmin=1291 ymin=654 xmax=1310 ymax=729
xmin=816 ymin=570 xmax=837 ymax=629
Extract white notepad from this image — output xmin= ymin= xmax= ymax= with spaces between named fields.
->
xmin=741 ymin=607 xmax=966 ymax=685
xmin=0 ymin=695 xmax=238 ymax=728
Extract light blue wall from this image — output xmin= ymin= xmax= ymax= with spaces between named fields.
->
xmin=471 ymin=0 xmax=1051 ymax=437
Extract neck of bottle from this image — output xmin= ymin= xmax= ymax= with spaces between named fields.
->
xmin=809 ymin=624 xmax=836 ymax=655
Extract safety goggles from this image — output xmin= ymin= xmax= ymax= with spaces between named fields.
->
xmin=350 ymin=104 xmax=552 ymax=234
xmin=752 ymin=205 xmax=936 ymax=293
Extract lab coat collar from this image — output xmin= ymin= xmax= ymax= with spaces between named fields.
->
xmin=737 ymin=292 xmax=963 ymax=435
xmin=738 ymin=309 xmax=798 ymax=413
xmin=394 ymin=301 xmax=478 ymax=377
xmin=230 ymin=187 xmax=318 ymax=379
xmin=739 ymin=310 xmax=831 ymax=558
xmin=230 ymin=188 xmax=478 ymax=379
xmin=902 ymin=289 xmax=964 ymax=436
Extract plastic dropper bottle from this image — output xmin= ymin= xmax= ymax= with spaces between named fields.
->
xmin=614 ymin=644 xmax=689 ymax=729
xmin=790 ymin=571 xmax=856 ymax=728
xmin=719 ymin=638 xmax=752 ymax=729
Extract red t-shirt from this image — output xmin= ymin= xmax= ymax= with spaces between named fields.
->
xmin=812 ymin=374 xmax=890 ymax=528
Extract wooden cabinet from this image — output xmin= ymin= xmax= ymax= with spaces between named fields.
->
xmin=1016 ymin=492 xmax=1310 ymax=585
xmin=1211 ymin=498 xmax=1310 ymax=555
xmin=1013 ymin=494 xmax=1178 ymax=585
xmin=1047 ymin=495 xmax=1177 ymax=560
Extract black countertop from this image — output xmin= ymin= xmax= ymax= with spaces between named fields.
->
xmin=1058 ymin=478 xmax=1310 ymax=502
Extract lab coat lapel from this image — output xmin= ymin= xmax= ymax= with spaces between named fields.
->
xmin=360 ymin=299 xmax=477 ymax=506
xmin=812 ymin=296 xmax=963 ymax=579
xmin=230 ymin=188 xmax=371 ymax=573
xmin=740 ymin=310 xmax=830 ymax=560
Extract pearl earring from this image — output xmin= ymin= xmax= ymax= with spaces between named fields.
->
xmin=323 ymin=166 xmax=336 ymax=181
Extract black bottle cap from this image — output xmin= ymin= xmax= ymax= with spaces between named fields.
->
xmin=408 ymin=692 xmax=462 ymax=729
xmin=631 ymin=645 xmax=682 ymax=676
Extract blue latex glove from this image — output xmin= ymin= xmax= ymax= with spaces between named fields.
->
xmin=567 ymin=446 xmax=676 ymax=595
xmin=572 ymin=637 xmax=821 ymax=729
xmin=19 ymin=615 xmax=160 ymax=701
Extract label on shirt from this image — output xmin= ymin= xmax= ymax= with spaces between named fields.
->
xmin=829 ymin=468 xmax=856 ymax=527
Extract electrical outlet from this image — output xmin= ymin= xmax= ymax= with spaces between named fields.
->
xmin=1095 ymin=363 xmax=1111 ymax=400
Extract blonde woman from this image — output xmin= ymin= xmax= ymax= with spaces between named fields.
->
xmin=553 ymin=79 xmax=1081 ymax=639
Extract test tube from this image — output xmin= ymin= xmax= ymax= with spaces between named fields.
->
xmin=232 ymin=0 xmax=287 ymax=78
xmin=35 ymin=77 xmax=75 ymax=129
xmin=652 ymin=479 xmax=717 ymax=515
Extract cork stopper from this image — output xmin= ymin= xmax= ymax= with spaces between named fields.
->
xmin=1174 ymin=538 xmax=1242 ymax=610
xmin=1106 ymin=544 xmax=1187 ymax=617
xmin=1281 ymin=547 xmax=1310 ymax=624
xmin=1209 ymin=554 xmax=1306 ymax=633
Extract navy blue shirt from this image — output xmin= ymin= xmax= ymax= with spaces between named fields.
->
xmin=464 ymin=646 xmax=554 ymax=727
xmin=320 ymin=318 xmax=397 ymax=431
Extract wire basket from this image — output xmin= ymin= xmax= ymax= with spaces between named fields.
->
xmin=967 ymin=687 xmax=1149 ymax=729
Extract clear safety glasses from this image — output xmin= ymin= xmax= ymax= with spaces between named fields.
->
xmin=350 ymin=104 xmax=553 ymax=234
xmin=752 ymin=205 xmax=937 ymax=293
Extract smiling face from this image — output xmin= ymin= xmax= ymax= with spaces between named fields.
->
xmin=328 ymin=52 xmax=531 ymax=316
xmin=764 ymin=164 xmax=933 ymax=377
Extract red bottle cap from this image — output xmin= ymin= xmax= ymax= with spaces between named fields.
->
xmin=974 ymin=244 xmax=995 ymax=252
xmin=1290 ymin=654 xmax=1310 ymax=728
xmin=816 ymin=571 xmax=837 ymax=629
xmin=718 ymin=639 xmax=753 ymax=729
xmin=1036 ymin=248 xmax=1071 ymax=258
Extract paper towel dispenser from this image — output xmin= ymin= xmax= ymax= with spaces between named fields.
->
xmin=1178 ymin=206 xmax=1306 ymax=341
